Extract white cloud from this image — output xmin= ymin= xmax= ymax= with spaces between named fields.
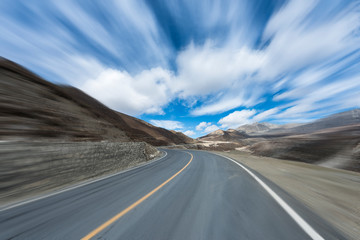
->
xmin=264 ymin=0 xmax=316 ymax=39
xmin=195 ymin=122 xmax=219 ymax=133
xmin=175 ymin=43 xmax=265 ymax=98
xmin=80 ymin=67 xmax=174 ymax=115
xmin=271 ymin=76 xmax=360 ymax=121
xmin=183 ymin=130 xmax=195 ymax=137
xmin=54 ymin=0 xmax=118 ymax=55
xmin=1 ymin=0 xmax=359 ymax=122
xmin=203 ymin=125 xmax=220 ymax=133
xmin=217 ymin=108 xmax=284 ymax=128
xmin=53 ymin=0 xmax=170 ymax=69
xmin=149 ymin=120 xmax=184 ymax=130
xmin=196 ymin=121 xmax=220 ymax=134
xmin=195 ymin=122 xmax=211 ymax=131
xmin=218 ymin=109 xmax=257 ymax=128
xmin=191 ymin=94 xmax=260 ymax=116
xmin=111 ymin=0 xmax=171 ymax=67
xmin=188 ymin=0 xmax=360 ymax=116
xmin=260 ymin=0 xmax=359 ymax=79
xmin=175 ymin=42 xmax=267 ymax=116
xmin=253 ymin=108 xmax=279 ymax=122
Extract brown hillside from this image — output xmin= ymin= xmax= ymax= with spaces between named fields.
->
xmin=0 ymin=58 xmax=192 ymax=145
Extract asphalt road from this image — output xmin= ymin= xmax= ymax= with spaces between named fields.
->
xmin=0 ymin=149 xmax=346 ymax=239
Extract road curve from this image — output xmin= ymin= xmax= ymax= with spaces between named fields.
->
xmin=0 ymin=149 xmax=345 ymax=239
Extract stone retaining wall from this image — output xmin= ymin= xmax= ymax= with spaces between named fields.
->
xmin=0 ymin=141 xmax=160 ymax=206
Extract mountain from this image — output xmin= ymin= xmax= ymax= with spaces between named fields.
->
xmin=170 ymin=130 xmax=197 ymax=144
xmin=0 ymin=58 xmax=193 ymax=146
xmin=283 ymin=109 xmax=360 ymax=134
xmin=236 ymin=122 xmax=279 ymax=134
xmin=62 ymin=86 xmax=195 ymax=145
xmin=233 ymin=109 xmax=360 ymax=137
xmin=254 ymin=110 xmax=359 ymax=137
xmin=198 ymin=129 xmax=248 ymax=142
xmin=249 ymin=124 xmax=360 ymax=172
xmin=198 ymin=109 xmax=360 ymax=172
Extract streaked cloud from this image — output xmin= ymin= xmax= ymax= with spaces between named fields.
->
xmin=183 ymin=130 xmax=195 ymax=137
xmin=218 ymin=110 xmax=257 ymax=129
xmin=1 ymin=0 xmax=359 ymax=137
xmin=149 ymin=120 xmax=183 ymax=130
xmin=253 ymin=108 xmax=279 ymax=122
xmin=203 ymin=125 xmax=220 ymax=134
xmin=81 ymin=66 xmax=173 ymax=115
xmin=195 ymin=122 xmax=211 ymax=131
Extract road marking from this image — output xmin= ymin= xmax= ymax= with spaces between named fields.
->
xmin=81 ymin=152 xmax=193 ymax=240
xmin=0 ymin=151 xmax=167 ymax=212
xmin=219 ymin=154 xmax=324 ymax=240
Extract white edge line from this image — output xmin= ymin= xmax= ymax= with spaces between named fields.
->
xmin=0 ymin=150 xmax=168 ymax=212
xmin=216 ymin=153 xmax=324 ymax=240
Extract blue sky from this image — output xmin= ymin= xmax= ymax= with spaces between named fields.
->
xmin=1 ymin=0 xmax=360 ymax=138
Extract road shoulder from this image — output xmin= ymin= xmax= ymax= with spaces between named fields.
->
xmin=216 ymin=150 xmax=360 ymax=240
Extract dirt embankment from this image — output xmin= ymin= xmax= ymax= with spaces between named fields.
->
xmin=0 ymin=141 xmax=160 ymax=207
xmin=219 ymin=150 xmax=360 ymax=240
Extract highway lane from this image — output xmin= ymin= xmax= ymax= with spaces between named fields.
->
xmin=0 ymin=149 xmax=345 ymax=239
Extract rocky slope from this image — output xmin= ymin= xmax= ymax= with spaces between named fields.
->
xmin=0 ymin=58 xmax=193 ymax=146
xmin=61 ymin=86 xmax=195 ymax=145
xmin=236 ymin=122 xmax=279 ymax=134
xmin=249 ymin=124 xmax=360 ymax=172
xmin=170 ymin=130 xmax=197 ymax=143
xmin=199 ymin=109 xmax=360 ymax=172
xmin=0 ymin=141 xmax=159 ymax=206
xmin=257 ymin=109 xmax=360 ymax=136
xmin=281 ymin=109 xmax=360 ymax=134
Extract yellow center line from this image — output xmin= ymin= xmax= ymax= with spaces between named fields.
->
xmin=81 ymin=152 xmax=193 ymax=240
